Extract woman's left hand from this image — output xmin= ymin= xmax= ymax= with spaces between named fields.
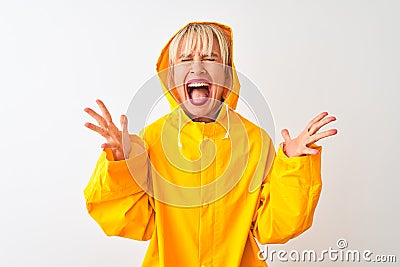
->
xmin=281 ymin=112 xmax=338 ymax=158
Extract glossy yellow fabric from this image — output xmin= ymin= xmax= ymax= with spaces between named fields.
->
xmin=84 ymin=22 xmax=323 ymax=267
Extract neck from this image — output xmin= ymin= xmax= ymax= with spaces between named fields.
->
xmin=192 ymin=117 xmax=214 ymax=123
xmin=188 ymin=103 xmax=224 ymax=123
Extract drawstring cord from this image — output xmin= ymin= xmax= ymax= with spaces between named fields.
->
xmin=223 ymin=103 xmax=230 ymax=139
xmin=178 ymin=109 xmax=183 ymax=148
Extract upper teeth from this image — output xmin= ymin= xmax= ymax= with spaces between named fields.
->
xmin=187 ymin=82 xmax=209 ymax=88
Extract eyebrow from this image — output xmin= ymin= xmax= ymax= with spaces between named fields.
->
xmin=202 ymin=52 xmax=219 ymax=57
xmin=178 ymin=52 xmax=219 ymax=59
xmin=178 ymin=54 xmax=191 ymax=59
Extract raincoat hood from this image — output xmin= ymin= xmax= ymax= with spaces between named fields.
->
xmin=156 ymin=21 xmax=241 ymax=112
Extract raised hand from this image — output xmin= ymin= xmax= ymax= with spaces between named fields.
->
xmin=281 ymin=112 xmax=337 ymax=158
xmin=84 ymin=99 xmax=131 ymax=161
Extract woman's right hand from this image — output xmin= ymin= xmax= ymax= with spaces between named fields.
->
xmin=84 ymin=99 xmax=132 ymax=161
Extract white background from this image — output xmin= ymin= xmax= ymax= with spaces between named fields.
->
xmin=1 ymin=0 xmax=399 ymax=266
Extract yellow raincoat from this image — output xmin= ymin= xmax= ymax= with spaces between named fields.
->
xmin=84 ymin=22 xmax=323 ymax=267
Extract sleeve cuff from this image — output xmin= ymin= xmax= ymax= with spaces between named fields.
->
xmin=272 ymin=144 xmax=322 ymax=186
xmin=101 ymin=136 xmax=149 ymax=192
xmin=278 ymin=143 xmax=322 ymax=159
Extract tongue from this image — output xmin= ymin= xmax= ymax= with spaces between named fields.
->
xmin=191 ymin=88 xmax=209 ymax=100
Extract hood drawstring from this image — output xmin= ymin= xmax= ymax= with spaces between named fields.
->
xmin=178 ymin=109 xmax=183 ymax=148
xmin=223 ymin=103 xmax=230 ymax=139
xmin=177 ymin=103 xmax=230 ymax=148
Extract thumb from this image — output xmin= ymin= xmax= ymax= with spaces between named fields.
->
xmin=281 ymin=129 xmax=291 ymax=143
xmin=121 ymin=115 xmax=131 ymax=158
xmin=121 ymin=114 xmax=128 ymax=134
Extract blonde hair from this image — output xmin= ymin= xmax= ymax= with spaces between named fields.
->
xmin=169 ymin=23 xmax=232 ymax=67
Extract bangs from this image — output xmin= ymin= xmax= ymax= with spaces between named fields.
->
xmin=169 ymin=23 xmax=231 ymax=66
xmin=180 ymin=26 xmax=214 ymax=59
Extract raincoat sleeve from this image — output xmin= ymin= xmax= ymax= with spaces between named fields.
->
xmin=252 ymin=144 xmax=322 ymax=244
xmin=84 ymin=135 xmax=155 ymax=241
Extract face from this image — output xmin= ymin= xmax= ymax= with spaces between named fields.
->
xmin=170 ymin=36 xmax=230 ymax=122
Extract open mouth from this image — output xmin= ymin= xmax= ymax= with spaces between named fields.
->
xmin=186 ymin=79 xmax=211 ymax=106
